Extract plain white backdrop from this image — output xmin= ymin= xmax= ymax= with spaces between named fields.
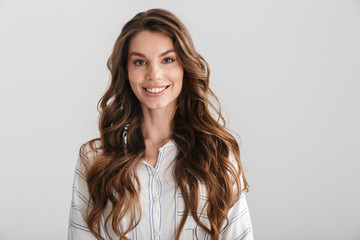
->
xmin=0 ymin=0 xmax=359 ymax=239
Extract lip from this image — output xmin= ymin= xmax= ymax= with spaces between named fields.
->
xmin=143 ymin=85 xmax=170 ymax=97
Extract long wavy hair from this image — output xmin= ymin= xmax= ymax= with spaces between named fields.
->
xmin=80 ymin=8 xmax=248 ymax=240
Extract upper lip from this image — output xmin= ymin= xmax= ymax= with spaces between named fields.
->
xmin=143 ymin=85 xmax=169 ymax=89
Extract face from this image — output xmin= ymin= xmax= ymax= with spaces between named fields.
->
xmin=127 ymin=31 xmax=184 ymax=112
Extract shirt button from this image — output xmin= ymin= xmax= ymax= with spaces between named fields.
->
xmin=153 ymin=196 xmax=158 ymax=203
xmin=152 ymin=170 xmax=157 ymax=176
xmin=154 ymin=230 xmax=160 ymax=237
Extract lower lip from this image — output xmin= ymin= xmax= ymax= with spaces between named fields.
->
xmin=143 ymin=86 xmax=170 ymax=97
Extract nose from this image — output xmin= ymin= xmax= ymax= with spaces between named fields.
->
xmin=146 ymin=62 xmax=162 ymax=81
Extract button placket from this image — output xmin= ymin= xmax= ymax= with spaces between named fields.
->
xmin=153 ymin=170 xmax=161 ymax=240
xmin=151 ymin=148 xmax=164 ymax=240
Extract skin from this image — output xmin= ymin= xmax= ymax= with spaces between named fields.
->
xmin=127 ymin=31 xmax=184 ymax=167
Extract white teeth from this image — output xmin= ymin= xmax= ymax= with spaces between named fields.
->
xmin=145 ymin=87 xmax=167 ymax=93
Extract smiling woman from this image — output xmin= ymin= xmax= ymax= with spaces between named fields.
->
xmin=68 ymin=8 xmax=254 ymax=240
xmin=127 ymin=31 xmax=184 ymax=112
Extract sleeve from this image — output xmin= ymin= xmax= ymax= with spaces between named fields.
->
xmin=219 ymin=191 xmax=254 ymax=240
xmin=219 ymin=152 xmax=254 ymax=239
xmin=68 ymin=149 xmax=97 ymax=240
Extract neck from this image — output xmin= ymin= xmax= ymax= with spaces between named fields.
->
xmin=141 ymin=106 xmax=175 ymax=147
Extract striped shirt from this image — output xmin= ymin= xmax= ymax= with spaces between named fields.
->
xmin=68 ymin=140 xmax=254 ymax=239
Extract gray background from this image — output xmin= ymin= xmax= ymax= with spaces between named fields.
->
xmin=0 ymin=0 xmax=359 ymax=239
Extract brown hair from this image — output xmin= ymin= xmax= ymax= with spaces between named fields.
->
xmin=80 ymin=8 xmax=248 ymax=240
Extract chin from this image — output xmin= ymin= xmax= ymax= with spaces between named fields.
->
xmin=147 ymin=104 xmax=168 ymax=110
xmin=141 ymin=100 xmax=176 ymax=111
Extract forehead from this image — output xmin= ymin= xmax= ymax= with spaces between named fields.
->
xmin=128 ymin=31 xmax=175 ymax=55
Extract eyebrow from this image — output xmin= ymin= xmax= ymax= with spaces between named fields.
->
xmin=128 ymin=49 xmax=175 ymax=58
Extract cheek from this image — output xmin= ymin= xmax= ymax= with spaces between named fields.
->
xmin=167 ymin=66 xmax=184 ymax=85
xmin=128 ymin=70 xmax=143 ymax=88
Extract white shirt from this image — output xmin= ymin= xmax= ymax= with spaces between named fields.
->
xmin=68 ymin=140 xmax=254 ymax=240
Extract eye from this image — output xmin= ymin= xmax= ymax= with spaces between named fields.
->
xmin=134 ymin=60 xmax=146 ymax=66
xmin=163 ymin=58 xmax=174 ymax=64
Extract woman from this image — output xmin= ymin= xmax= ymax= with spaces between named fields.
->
xmin=68 ymin=8 xmax=254 ymax=240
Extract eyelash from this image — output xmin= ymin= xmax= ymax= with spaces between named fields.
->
xmin=133 ymin=58 xmax=175 ymax=66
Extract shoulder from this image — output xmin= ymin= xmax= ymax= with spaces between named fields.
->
xmin=77 ymin=139 xmax=102 ymax=170
xmin=227 ymin=150 xmax=248 ymax=192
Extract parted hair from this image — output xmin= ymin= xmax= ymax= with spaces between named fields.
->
xmin=80 ymin=8 xmax=248 ymax=240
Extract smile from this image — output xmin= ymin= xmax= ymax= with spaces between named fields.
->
xmin=144 ymin=85 xmax=170 ymax=94
xmin=145 ymin=87 xmax=167 ymax=93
